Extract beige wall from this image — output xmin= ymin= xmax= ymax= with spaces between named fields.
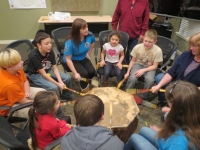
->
xmin=0 ymin=0 xmax=189 ymax=51
xmin=0 ymin=0 xmax=118 ymax=40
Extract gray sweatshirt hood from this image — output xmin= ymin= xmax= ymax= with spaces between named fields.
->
xmin=60 ymin=126 xmax=122 ymax=150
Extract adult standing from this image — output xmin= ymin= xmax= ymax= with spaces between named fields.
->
xmin=152 ymin=32 xmax=200 ymax=107
xmin=63 ymin=18 xmax=96 ymax=93
xmin=111 ymin=0 xmax=149 ymax=63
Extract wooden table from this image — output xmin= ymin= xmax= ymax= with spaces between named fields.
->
xmin=38 ymin=15 xmax=112 ymax=35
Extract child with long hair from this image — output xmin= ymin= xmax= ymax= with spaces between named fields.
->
xmin=124 ymin=80 xmax=200 ymax=150
xmin=28 ymin=91 xmax=71 ymax=150
xmin=99 ymin=30 xmax=124 ymax=86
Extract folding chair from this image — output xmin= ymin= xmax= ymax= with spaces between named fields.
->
xmin=96 ymin=30 xmax=129 ymax=87
xmin=0 ymin=115 xmax=64 ymax=150
xmin=51 ymin=27 xmax=72 ymax=68
xmin=3 ymin=39 xmax=34 ymax=67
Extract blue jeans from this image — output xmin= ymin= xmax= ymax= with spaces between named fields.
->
xmin=126 ymin=64 xmax=156 ymax=99
xmin=155 ymin=73 xmax=167 ymax=102
xmin=124 ymin=127 xmax=158 ymax=150
xmin=103 ymin=61 xmax=123 ymax=82
xmin=29 ymin=68 xmax=72 ymax=99
xmin=125 ymin=38 xmax=138 ymax=64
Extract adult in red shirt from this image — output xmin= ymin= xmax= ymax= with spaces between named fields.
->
xmin=112 ymin=0 xmax=149 ymax=63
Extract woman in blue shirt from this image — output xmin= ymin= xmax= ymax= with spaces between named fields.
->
xmin=124 ymin=80 xmax=200 ymax=150
xmin=63 ymin=18 xmax=96 ymax=92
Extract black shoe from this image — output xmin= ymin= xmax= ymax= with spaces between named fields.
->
xmin=157 ymin=101 xmax=167 ymax=107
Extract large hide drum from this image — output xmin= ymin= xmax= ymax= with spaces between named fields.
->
xmin=87 ymin=87 xmax=140 ymax=143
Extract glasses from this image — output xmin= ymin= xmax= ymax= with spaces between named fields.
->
xmin=169 ymin=79 xmax=180 ymax=94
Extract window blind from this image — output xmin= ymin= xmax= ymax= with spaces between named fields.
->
xmin=176 ymin=19 xmax=200 ymax=41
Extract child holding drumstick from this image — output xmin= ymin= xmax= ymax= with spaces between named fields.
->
xmin=99 ymin=30 xmax=124 ymax=86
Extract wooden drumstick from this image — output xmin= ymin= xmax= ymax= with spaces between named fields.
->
xmin=110 ymin=101 xmax=113 ymax=129
xmin=63 ymin=87 xmax=86 ymax=96
xmin=126 ymin=88 xmax=165 ymax=95
xmin=96 ymin=63 xmax=129 ymax=70
xmin=117 ymin=78 xmax=126 ymax=89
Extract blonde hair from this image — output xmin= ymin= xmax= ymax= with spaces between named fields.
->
xmin=0 ymin=48 xmax=21 ymax=69
xmin=144 ymin=29 xmax=157 ymax=41
xmin=188 ymin=32 xmax=200 ymax=50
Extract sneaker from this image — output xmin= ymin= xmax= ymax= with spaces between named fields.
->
xmin=132 ymin=95 xmax=143 ymax=105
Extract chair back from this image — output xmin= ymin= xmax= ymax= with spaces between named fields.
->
xmin=99 ymin=30 xmax=129 ymax=50
xmin=3 ymin=39 xmax=34 ymax=66
xmin=156 ymin=35 xmax=177 ymax=68
xmin=51 ymin=27 xmax=72 ymax=54
xmin=0 ymin=115 xmax=29 ymax=150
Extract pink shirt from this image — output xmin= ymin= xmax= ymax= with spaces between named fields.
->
xmin=112 ymin=0 xmax=149 ymax=39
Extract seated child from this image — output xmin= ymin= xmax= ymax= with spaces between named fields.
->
xmin=27 ymin=32 xmax=73 ymax=101
xmin=0 ymin=48 xmax=44 ymax=118
xmin=28 ymin=91 xmax=71 ymax=150
xmin=99 ymin=30 xmax=124 ymax=86
xmin=124 ymin=29 xmax=163 ymax=100
xmin=60 ymin=94 xmax=124 ymax=150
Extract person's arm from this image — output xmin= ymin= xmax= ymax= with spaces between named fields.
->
xmin=100 ymin=49 xmax=106 ymax=67
xmin=24 ymin=80 xmax=32 ymax=98
xmin=50 ymin=119 xmax=71 ymax=139
xmin=66 ymin=55 xmax=81 ymax=80
xmin=152 ymin=73 xmax=173 ymax=93
xmin=116 ymin=50 xmax=124 ymax=69
xmin=124 ymin=57 xmax=136 ymax=79
xmin=37 ymin=68 xmax=63 ymax=89
xmin=52 ymin=65 xmax=65 ymax=87
xmin=135 ymin=62 xmax=159 ymax=78
xmin=111 ymin=0 xmax=121 ymax=30
xmin=87 ymin=42 xmax=95 ymax=55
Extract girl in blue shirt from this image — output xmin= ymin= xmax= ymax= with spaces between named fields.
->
xmin=124 ymin=80 xmax=200 ymax=150
xmin=63 ymin=18 xmax=96 ymax=92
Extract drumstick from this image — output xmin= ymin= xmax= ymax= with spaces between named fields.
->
xmin=117 ymin=78 xmax=126 ymax=89
xmin=96 ymin=63 xmax=129 ymax=69
xmin=63 ymin=87 xmax=86 ymax=96
xmin=126 ymin=88 xmax=165 ymax=94
xmin=110 ymin=101 xmax=113 ymax=129
xmin=142 ymin=100 xmax=158 ymax=109
xmin=136 ymin=115 xmax=149 ymax=127
xmin=59 ymin=100 xmax=76 ymax=106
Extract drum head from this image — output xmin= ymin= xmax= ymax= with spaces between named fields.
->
xmin=87 ymin=87 xmax=140 ymax=128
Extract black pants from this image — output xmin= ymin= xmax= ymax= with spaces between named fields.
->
xmin=63 ymin=58 xmax=96 ymax=89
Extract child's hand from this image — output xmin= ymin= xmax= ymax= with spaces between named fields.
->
xmin=57 ymin=83 xmax=65 ymax=90
xmin=124 ymin=73 xmax=129 ymax=79
xmin=25 ymin=92 xmax=32 ymax=98
xmin=162 ymin=106 xmax=170 ymax=113
xmin=116 ymin=63 xmax=122 ymax=69
xmin=135 ymin=69 xmax=145 ymax=77
xmin=99 ymin=61 xmax=105 ymax=67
